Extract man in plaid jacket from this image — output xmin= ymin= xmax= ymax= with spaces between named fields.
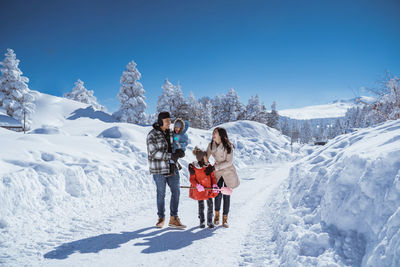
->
xmin=147 ymin=111 xmax=186 ymax=229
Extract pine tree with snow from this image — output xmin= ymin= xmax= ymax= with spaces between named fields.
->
xmin=187 ymin=92 xmax=206 ymax=128
xmin=203 ymin=99 xmax=214 ymax=129
xmin=267 ymin=101 xmax=280 ymax=130
xmin=315 ymin=120 xmax=326 ymax=142
xmin=64 ymin=79 xmax=105 ymax=111
xmin=280 ymin=117 xmax=291 ymax=137
xmin=0 ymin=48 xmax=36 ymax=130
xmin=245 ymin=95 xmax=262 ymax=121
xmin=290 ymin=121 xmax=300 ymax=144
xmin=212 ymin=94 xmax=224 ymax=126
xmin=300 ymin=120 xmax=312 ymax=144
xmin=219 ymin=88 xmax=244 ymax=123
xmin=113 ymin=61 xmax=146 ymax=124
xmin=157 ymin=78 xmax=175 ymax=115
xmin=171 ymin=82 xmax=190 ymax=120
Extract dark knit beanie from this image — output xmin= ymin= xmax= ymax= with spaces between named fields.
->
xmin=158 ymin=111 xmax=171 ymax=121
xmin=158 ymin=112 xmax=171 ymax=126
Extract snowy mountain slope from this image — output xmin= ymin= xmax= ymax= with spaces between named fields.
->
xmin=279 ymin=97 xmax=374 ymax=120
xmin=0 ymin=92 xmax=294 ymax=266
xmin=279 ymin=101 xmax=354 ymax=120
xmin=271 ymin=119 xmax=400 ymax=266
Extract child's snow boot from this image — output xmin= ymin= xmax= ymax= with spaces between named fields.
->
xmin=199 ymin=220 xmax=205 ymax=228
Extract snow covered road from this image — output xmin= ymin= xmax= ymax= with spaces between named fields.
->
xmin=41 ymin=163 xmax=291 ymax=267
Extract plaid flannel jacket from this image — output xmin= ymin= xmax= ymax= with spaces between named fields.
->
xmin=147 ymin=123 xmax=173 ymax=175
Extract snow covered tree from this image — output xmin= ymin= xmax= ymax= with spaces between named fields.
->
xmin=171 ymin=82 xmax=190 ymax=120
xmin=245 ymin=95 xmax=262 ymax=121
xmin=280 ymin=117 xmax=291 ymax=137
xmin=157 ymin=78 xmax=175 ymax=114
xmin=315 ymin=120 xmax=326 ymax=142
xmin=198 ymin=96 xmax=213 ymax=129
xmin=267 ymin=101 xmax=280 ymax=130
xmin=113 ymin=61 xmax=146 ymax=124
xmin=212 ymin=94 xmax=224 ymax=126
xmin=0 ymin=48 xmax=36 ymax=130
xmin=300 ymin=120 xmax=312 ymax=144
xmin=203 ymin=99 xmax=214 ymax=129
xmin=367 ymin=76 xmax=400 ymax=121
xmin=290 ymin=121 xmax=300 ymax=144
xmin=187 ymin=92 xmax=204 ymax=128
xmin=64 ymin=79 xmax=105 ymax=111
xmin=157 ymin=79 xmax=190 ymax=120
xmin=218 ymin=88 xmax=244 ymax=123
xmin=349 ymin=73 xmax=400 ymax=129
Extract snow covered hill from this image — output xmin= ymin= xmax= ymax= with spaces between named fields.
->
xmin=272 ymin=119 xmax=400 ymax=266
xmin=0 ymin=92 xmax=294 ymax=266
xmin=279 ymin=97 xmax=374 ymax=120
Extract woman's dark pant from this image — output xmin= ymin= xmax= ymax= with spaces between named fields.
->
xmin=214 ymin=177 xmax=230 ymax=215
xmin=198 ymin=198 xmax=213 ymax=223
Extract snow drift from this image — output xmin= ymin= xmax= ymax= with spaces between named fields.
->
xmin=272 ymin=119 xmax=400 ymax=266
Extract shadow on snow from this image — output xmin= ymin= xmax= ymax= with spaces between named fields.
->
xmin=44 ymin=226 xmax=216 ymax=260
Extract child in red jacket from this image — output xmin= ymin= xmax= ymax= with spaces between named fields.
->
xmin=188 ymin=147 xmax=219 ymax=228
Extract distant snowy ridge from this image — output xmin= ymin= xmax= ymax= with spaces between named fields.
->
xmin=272 ymin=119 xmax=400 ymax=266
xmin=279 ymin=97 xmax=373 ymax=120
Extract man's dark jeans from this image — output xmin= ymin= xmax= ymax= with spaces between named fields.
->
xmin=153 ymin=167 xmax=180 ymax=219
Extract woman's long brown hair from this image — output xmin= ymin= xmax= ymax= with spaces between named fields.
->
xmin=210 ymin=127 xmax=233 ymax=154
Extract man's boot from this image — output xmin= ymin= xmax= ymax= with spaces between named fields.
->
xmin=168 ymin=216 xmax=186 ymax=229
xmin=213 ymin=211 xmax=220 ymax=225
xmin=222 ymin=215 xmax=229 ymax=228
xmin=156 ymin=217 xmax=165 ymax=228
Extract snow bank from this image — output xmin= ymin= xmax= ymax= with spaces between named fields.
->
xmin=272 ymin=119 xmax=400 ymax=266
xmin=30 ymin=91 xmax=89 ymax=128
xmin=218 ymin=120 xmax=293 ymax=165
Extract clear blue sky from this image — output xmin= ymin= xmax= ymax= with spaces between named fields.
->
xmin=1 ymin=0 xmax=399 ymax=113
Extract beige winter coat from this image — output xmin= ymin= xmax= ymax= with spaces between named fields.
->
xmin=206 ymin=142 xmax=240 ymax=189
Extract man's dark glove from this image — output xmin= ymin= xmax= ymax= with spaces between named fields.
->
xmin=175 ymin=149 xmax=185 ymax=158
xmin=171 ymin=152 xmax=180 ymax=162
xmin=205 ymin=164 xmax=215 ymax=176
xmin=188 ymin=164 xmax=195 ymax=175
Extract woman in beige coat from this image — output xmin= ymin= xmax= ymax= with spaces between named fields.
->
xmin=206 ymin=127 xmax=239 ymax=228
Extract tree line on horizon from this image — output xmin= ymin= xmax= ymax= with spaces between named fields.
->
xmin=1 ymin=48 xmax=399 ymax=145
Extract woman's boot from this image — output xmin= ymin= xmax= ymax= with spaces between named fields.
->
xmin=222 ymin=215 xmax=229 ymax=228
xmin=214 ymin=211 xmax=220 ymax=225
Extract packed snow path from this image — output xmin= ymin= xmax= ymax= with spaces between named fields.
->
xmin=41 ymin=163 xmax=291 ymax=266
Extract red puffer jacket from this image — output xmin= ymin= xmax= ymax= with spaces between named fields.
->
xmin=189 ymin=162 xmax=219 ymax=200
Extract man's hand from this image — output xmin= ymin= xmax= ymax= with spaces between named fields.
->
xmin=175 ymin=149 xmax=185 ymax=158
xmin=171 ymin=152 xmax=180 ymax=162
